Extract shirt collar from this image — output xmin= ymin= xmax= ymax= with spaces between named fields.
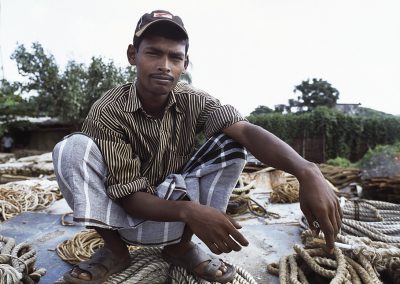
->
xmin=124 ymin=81 xmax=183 ymax=114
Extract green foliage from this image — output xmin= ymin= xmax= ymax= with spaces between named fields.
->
xmin=354 ymin=107 xmax=394 ymax=118
xmin=10 ymin=42 xmax=137 ymax=127
xmin=180 ymin=71 xmax=192 ymax=84
xmin=356 ymin=141 xmax=400 ymax=168
xmin=325 ymin=157 xmax=354 ymax=168
xmin=0 ymin=79 xmax=36 ymax=136
xmin=11 ymin=43 xmax=62 ymax=117
xmin=276 ymin=78 xmax=339 ymax=113
xmin=248 ymin=106 xmax=400 ymax=162
xmin=0 ymin=79 xmax=32 ymax=122
xmin=250 ymin=105 xmax=274 ymax=116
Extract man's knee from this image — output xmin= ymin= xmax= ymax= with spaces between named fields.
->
xmin=52 ymin=133 xmax=103 ymax=172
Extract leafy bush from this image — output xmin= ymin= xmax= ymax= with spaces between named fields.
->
xmin=325 ymin=157 xmax=354 ymax=168
xmin=247 ymin=107 xmax=400 ymax=162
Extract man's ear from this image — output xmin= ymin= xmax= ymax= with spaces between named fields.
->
xmin=184 ymin=55 xmax=189 ymax=70
xmin=127 ymin=44 xmax=137 ymax=66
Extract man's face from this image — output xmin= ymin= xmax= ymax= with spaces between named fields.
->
xmin=129 ymin=35 xmax=188 ymax=97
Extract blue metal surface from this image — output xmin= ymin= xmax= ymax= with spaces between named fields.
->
xmin=0 ymin=212 xmax=84 ymax=283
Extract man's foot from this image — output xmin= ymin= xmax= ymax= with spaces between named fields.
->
xmin=64 ymin=247 xmax=130 ymax=283
xmin=162 ymin=242 xmax=235 ymax=283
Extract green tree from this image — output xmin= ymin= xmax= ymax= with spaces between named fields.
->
xmin=180 ymin=71 xmax=192 ymax=84
xmin=11 ymin=42 xmax=137 ymax=127
xmin=11 ymin=42 xmax=63 ymax=117
xmin=293 ymin=78 xmax=339 ymax=112
xmin=274 ymin=78 xmax=339 ymax=113
xmin=0 ymin=79 xmax=30 ymax=122
xmin=250 ymin=105 xmax=274 ymax=116
xmin=0 ymin=79 xmax=33 ymax=136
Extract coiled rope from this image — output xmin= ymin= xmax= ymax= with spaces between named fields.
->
xmin=270 ymin=176 xmax=300 ymax=203
xmin=56 ymin=230 xmax=257 ymax=284
xmin=269 ymin=173 xmax=337 ymax=204
xmin=228 ymin=177 xmax=279 ymax=219
xmin=0 ymin=235 xmax=46 ymax=284
xmin=0 ymin=180 xmax=61 ymax=222
xmin=267 ymin=229 xmax=400 ymax=283
xmin=339 ymin=199 xmax=400 ymax=243
xmin=268 ymin=198 xmax=400 ymax=283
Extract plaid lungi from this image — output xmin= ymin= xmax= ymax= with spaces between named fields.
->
xmin=52 ymin=133 xmax=246 ymax=246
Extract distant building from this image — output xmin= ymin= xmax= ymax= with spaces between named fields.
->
xmin=335 ymin=103 xmax=361 ymax=115
xmin=2 ymin=117 xmax=75 ymax=151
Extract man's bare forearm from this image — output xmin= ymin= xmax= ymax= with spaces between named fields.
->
xmin=121 ymin=191 xmax=192 ymax=222
xmin=223 ymin=121 xmax=317 ymax=179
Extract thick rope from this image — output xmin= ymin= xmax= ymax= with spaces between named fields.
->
xmin=270 ymin=177 xmax=300 ymax=203
xmin=269 ymin=173 xmax=336 ymax=204
xmin=267 ymin=230 xmax=389 ymax=283
xmin=339 ymin=199 xmax=400 ymax=244
xmin=270 ymin=198 xmax=400 ymax=284
xmin=227 ymin=176 xmax=280 ymax=220
xmin=0 ymin=179 xmax=61 ymax=222
xmin=0 ymin=235 xmax=46 ymax=283
xmin=56 ymin=230 xmax=257 ymax=284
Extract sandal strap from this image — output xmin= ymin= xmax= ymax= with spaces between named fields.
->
xmin=162 ymin=244 xmax=236 ymax=283
xmin=75 ymin=248 xmax=116 ymax=279
xmin=203 ymin=257 xmax=222 ymax=278
xmin=78 ymin=262 xmax=107 ymax=278
xmin=182 ymin=245 xmax=213 ymax=270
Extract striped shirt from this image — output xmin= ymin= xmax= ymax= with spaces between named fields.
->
xmin=81 ymin=81 xmax=246 ymax=200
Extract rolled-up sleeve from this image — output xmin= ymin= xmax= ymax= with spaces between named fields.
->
xmin=82 ymin=115 xmax=155 ymax=200
xmin=196 ymin=95 xmax=247 ymax=138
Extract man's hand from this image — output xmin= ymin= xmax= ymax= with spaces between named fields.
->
xmin=122 ymin=192 xmax=249 ymax=255
xmin=223 ymin=121 xmax=343 ymax=253
xmin=298 ymin=164 xmax=343 ymax=253
xmin=182 ymin=202 xmax=249 ymax=255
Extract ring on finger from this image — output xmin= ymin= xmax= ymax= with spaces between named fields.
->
xmin=312 ymin=220 xmax=320 ymax=229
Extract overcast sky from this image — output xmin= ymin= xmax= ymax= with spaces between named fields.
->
xmin=1 ymin=0 xmax=399 ymax=116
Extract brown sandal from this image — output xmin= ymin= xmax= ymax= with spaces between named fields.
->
xmin=162 ymin=244 xmax=235 ymax=283
xmin=63 ymin=247 xmax=130 ymax=284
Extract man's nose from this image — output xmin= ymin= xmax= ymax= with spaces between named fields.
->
xmin=158 ymin=57 xmax=171 ymax=73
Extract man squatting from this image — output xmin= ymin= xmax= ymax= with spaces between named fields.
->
xmin=53 ymin=10 xmax=343 ymax=284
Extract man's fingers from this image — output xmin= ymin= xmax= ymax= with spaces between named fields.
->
xmin=229 ymin=229 xmax=249 ymax=247
xmin=318 ymin=216 xmax=336 ymax=253
xmin=224 ymin=235 xmax=242 ymax=252
xmin=301 ymin=207 xmax=316 ymax=232
xmin=206 ymin=241 xmax=223 ymax=255
xmin=225 ymin=214 xmax=242 ymax=229
xmin=215 ymin=240 xmax=232 ymax=254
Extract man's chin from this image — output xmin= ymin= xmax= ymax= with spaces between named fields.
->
xmin=150 ymin=83 xmax=177 ymax=95
xmin=152 ymin=86 xmax=173 ymax=96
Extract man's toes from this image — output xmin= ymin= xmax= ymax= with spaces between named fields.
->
xmin=79 ymin=272 xmax=91 ymax=280
xmin=70 ymin=268 xmax=91 ymax=281
xmin=70 ymin=268 xmax=78 ymax=277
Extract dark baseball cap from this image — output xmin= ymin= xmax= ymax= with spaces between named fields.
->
xmin=134 ymin=10 xmax=188 ymax=41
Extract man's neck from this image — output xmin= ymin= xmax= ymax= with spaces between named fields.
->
xmin=136 ymin=87 xmax=170 ymax=119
